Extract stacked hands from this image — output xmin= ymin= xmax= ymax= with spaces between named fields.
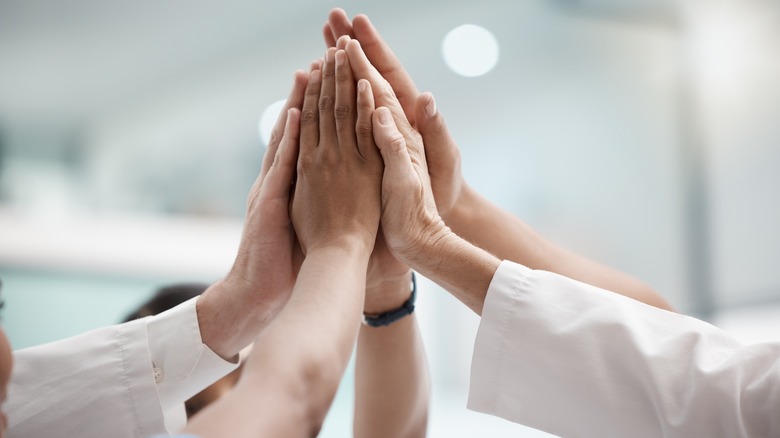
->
xmin=228 ymin=8 xmax=479 ymax=323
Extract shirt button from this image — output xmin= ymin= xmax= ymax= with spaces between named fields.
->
xmin=153 ymin=363 xmax=164 ymax=383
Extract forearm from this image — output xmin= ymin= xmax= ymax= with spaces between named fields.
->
xmin=185 ymin=243 xmax=370 ymax=437
xmin=355 ymin=279 xmax=429 ymax=438
xmin=446 ymin=184 xmax=673 ymax=310
xmin=407 ymin=228 xmax=500 ymax=315
xmin=196 ymin=279 xmax=275 ymax=361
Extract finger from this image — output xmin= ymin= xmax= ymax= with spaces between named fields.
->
xmin=356 ymin=79 xmax=377 ymax=161
xmin=413 ymin=92 xmax=456 ymax=160
xmin=323 ymin=22 xmax=337 ymax=48
xmin=336 ymin=34 xmax=351 ymax=50
xmin=328 ymin=8 xmax=355 ymax=40
xmin=334 ymin=50 xmax=357 ymax=155
xmin=263 ymin=109 xmax=301 ymax=200
xmin=373 ymin=107 xmax=415 ymax=184
xmin=345 ymin=40 xmax=408 ymax=130
xmin=260 ymin=70 xmax=308 ymax=182
xmin=352 ymin=14 xmax=420 ymax=121
xmin=318 ymin=48 xmax=338 ymax=148
xmin=300 ymin=68 xmax=322 ymax=153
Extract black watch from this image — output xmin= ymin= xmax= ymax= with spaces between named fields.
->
xmin=363 ymin=272 xmax=417 ymax=327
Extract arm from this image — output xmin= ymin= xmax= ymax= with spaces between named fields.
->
xmin=367 ymin=68 xmax=780 ymax=437
xmin=7 ymin=72 xmax=310 ymax=438
xmin=315 ymin=40 xmax=430 ymax=437
xmin=356 ymin=270 xmax=430 ymax=438
xmin=195 ymin=70 xmax=309 ymax=360
xmin=328 ymin=10 xmax=671 ymax=311
xmin=185 ymin=47 xmax=383 ymax=437
xmin=469 ymin=261 xmax=780 ymax=437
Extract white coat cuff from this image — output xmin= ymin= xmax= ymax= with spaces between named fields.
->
xmin=467 ymin=260 xmax=531 ymax=415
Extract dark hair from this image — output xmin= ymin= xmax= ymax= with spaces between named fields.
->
xmin=123 ymin=283 xmax=209 ymax=322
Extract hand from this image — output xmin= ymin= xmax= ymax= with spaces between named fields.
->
xmin=326 ymin=10 xmax=466 ymax=219
xmin=291 ymin=48 xmax=382 ymax=255
xmin=371 ymin=106 xmax=449 ymax=267
xmin=320 ymin=35 xmax=412 ymax=312
xmin=199 ymin=71 xmax=308 ymax=359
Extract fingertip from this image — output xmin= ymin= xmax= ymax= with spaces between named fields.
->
xmin=329 ymin=7 xmax=347 ymax=21
xmin=358 ymin=78 xmax=369 ymax=94
xmin=323 ymin=22 xmax=336 ymax=47
xmin=310 ymin=68 xmax=322 ymax=83
xmin=336 ymin=34 xmax=351 ymax=50
xmin=293 ymin=69 xmax=308 ymax=85
xmin=421 ymin=92 xmax=436 ymax=119
xmin=353 ymin=14 xmax=370 ymax=29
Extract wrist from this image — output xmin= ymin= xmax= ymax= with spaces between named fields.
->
xmin=442 ymin=182 xmax=478 ymax=231
xmin=306 ymin=232 xmax=375 ymax=260
xmin=398 ymin=219 xmax=453 ymax=269
xmin=196 ymin=281 xmax=259 ymax=361
xmin=363 ymin=272 xmax=417 ymax=327
xmin=364 ymin=269 xmax=413 ymax=314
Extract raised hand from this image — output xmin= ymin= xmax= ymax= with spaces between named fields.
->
xmin=199 ymin=71 xmax=308 ymax=359
xmin=291 ymin=48 xmax=382 ymax=257
xmin=326 ymin=10 xmax=467 ymax=219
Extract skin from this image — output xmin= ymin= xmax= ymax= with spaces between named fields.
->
xmin=195 ymin=70 xmax=309 ymax=361
xmin=325 ymin=9 xmax=673 ymax=312
xmin=317 ymin=35 xmax=431 ymax=438
xmin=184 ymin=367 xmax=241 ymax=418
xmin=184 ymin=47 xmax=383 ymax=437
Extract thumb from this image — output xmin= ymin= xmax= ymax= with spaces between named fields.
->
xmin=414 ymin=92 xmax=456 ymax=158
xmin=373 ymin=107 xmax=414 ymax=177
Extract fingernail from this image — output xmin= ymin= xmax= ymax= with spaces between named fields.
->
xmin=425 ymin=95 xmax=437 ymax=118
xmin=358 ymin=79 xmax=368 ymax=93
xmin=378 ymin=108 xmax=392 ymax=126
xmin=310 ymin=69 xmax=321 ymax=83
xmin=335 ymin=50 xmax=345 ymax=67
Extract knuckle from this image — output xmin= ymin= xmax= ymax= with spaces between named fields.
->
xmin=356 ymin=119 xmax=373 ymax=141
xmin=387 ymin=132 xmax=406 ymax=151
xmin=305 ymin=84 xmax=320 ymax=96
xmin=334 ymin=104 xmax=351 ymax=121
xmin=318 ymin=96 xmax=334 ymax=113
xmin=300 ymin=108 xmax=318 ymax=126
xmin=267 ymin=129 xmax=280 ymax=146
xmin=297 ymin=154 xmax=315 ymax=173
xmin=379 ymin=81 xmax=397 ymax=101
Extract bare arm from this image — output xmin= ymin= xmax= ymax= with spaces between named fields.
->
xmin=185 ymin=48 xmax=383 ymax=437
xmin=195 ymin=71 xmax=309 ymax=361
xmin=355 ymin=275 xmax=430 ymax=438
xmin=328 ymin=9 xmax=671 ymax=311
xmin=185 ymin=244 xmax=371 ymax=437
xmin=317 ymin=35 xmax=431 ymax=438
xmin=446 ymin=185 xmax=671 ymax=310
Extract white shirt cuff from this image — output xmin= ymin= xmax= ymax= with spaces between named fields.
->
xmin=146 ymin=296 xmax=240 ymax=432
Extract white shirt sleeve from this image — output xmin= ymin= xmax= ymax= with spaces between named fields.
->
xmin=468 ymin=260 xmax=780 ymax=438
xmin=8 ymin=297 xmax=239 ymax=438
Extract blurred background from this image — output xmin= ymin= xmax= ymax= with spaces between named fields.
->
xmin=1 ymin=0 xmax=779 ymax=436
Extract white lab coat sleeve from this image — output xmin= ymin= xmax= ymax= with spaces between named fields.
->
xmin=468 ymin=260 xmax=780 ymax=438
xmin=8 ymin=297 xmax=238 ymax=438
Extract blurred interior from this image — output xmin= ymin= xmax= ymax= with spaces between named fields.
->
xmin=1 ymin=0 xmax=779 ymax=436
